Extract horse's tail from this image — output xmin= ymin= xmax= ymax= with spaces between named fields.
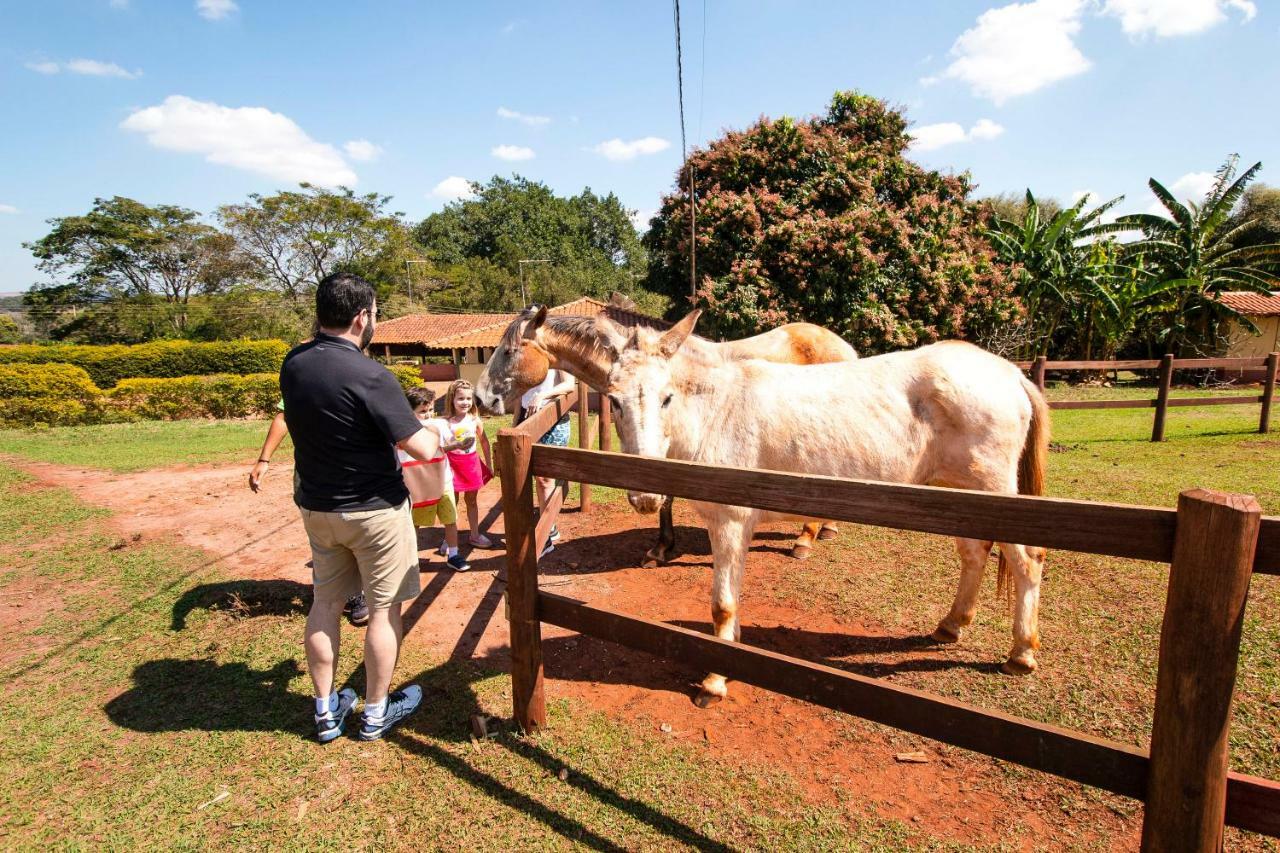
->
xmin=997 ymin=377 xmax=1051 ymax=602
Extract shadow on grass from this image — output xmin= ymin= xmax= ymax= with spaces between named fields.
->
xmin=171 ymin=579 xmax=311 ymax=630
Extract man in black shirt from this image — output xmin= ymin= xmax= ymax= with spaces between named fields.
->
xmin=281 ymin=272 xmax=444 ymax=742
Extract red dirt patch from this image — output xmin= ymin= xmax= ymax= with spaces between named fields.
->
xmin=10 ymin=457 xmax=1139 ymax=849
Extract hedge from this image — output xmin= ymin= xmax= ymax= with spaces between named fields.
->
xmin=0 ymin=339 xmax=290 ymax=388
xmin=0 ymin=361 xmax=430 ymax=427
xmin=0 ymin=363 xmax=103 ymax=427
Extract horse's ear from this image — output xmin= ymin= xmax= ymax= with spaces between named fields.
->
xmin=595 ymin=315 xmax=628 ymax=356
xmin=658 ymin=310 xmax=701 ymax=357
xmin=522 ymin=305 xmax=548 ymax=340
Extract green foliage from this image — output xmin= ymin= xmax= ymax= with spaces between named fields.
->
xmin=413 ymin=176 xmax=648 ymax=310
xmin=0 ymin=339 xmax=289 ymax=387
xmin=1117 ymin=155 xmax=1280 ymax=355
xmin=105 ymin=374 xmax=280 ymax=420
xmin=23 ymin=197 xmax=253 ymax=336
xmin=0 ymin=363 xmax=102 ymax=426
xmin=644 ymin=91 xmax=1018 ymax=351
xmin=218 ymin=184 xmax=417 ymax=303
xmin=1224 ymin=183 xmax=1280 ymax=252
xmin=0 ymin=316 xmax=21 ymax=345
xmin=986 ymin=190 xmax=1132 ymax=357
xmin=387 ymin=363 xmax=424 ymax=391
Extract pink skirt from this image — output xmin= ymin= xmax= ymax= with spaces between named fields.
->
xmin=448 ymin=451 xmax=491 ymax=493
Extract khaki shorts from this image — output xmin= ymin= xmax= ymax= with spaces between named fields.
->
xmin=301 ymin=500 xmax=421 ymax=609
xmin=412 ymin=491 xmax=457 ymax=528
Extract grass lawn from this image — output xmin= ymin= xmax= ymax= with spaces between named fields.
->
xmin=0 ymin=385 xmax=1277 ymax=849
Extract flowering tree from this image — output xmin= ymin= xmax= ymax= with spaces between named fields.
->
xmin=644 ymin=91 xmax=1018 ymax=352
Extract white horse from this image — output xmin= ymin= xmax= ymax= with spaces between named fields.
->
xmin=604 ymin=311 xmax=1050 ymax=707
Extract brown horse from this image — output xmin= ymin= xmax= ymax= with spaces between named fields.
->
xmin=474 ymin=305 xmax=858 ymax=563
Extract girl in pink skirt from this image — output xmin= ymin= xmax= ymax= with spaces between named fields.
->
xmin=444 ymin=379 xmax=494 ymax=547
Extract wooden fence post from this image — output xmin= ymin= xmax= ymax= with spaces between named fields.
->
xmin=1151 ymin=353 xmax=1174 ymax=442
xmin=1032 ymin=355 xmax=1047 ymax=391
xmin=599 ymin=394 xmax=613 ymax=453
xmin=1140 ymin=489 xmax=1260 ymax=852
xmin=1259 ymin=352 xmax=1278 ymax=434
xmin=496 ymin=429 xmax=546 ymax=732
xmin=577 ymin=380 xmax=592 ymax=514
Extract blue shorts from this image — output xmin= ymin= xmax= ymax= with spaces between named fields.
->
xmin=539 ymin=416 xmax=571 ymax=447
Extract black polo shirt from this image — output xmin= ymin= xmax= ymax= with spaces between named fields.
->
xmin=280 ymin=332 xmax=423 ymax=512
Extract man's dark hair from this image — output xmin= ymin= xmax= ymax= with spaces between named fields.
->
xmin=405 ymin=386 xmax=435 ymax=410
xmin=316 ymin=272 xmax=376 ymax=329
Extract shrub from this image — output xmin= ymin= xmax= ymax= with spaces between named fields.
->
xmin=107 ymin=374 xmax=281 ymax=421
xmin=0 ymin=339 xmax=290 ymax=387
xmin=0 ymin=363 xmax=103 ymax=427
xmin=387 ymin=364 xmax=424 ymax=392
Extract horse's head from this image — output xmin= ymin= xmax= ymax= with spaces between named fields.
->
xmin=606 ymin=309 xmax=701 ymax=514
xmin=475 ymin=305 xmax=551 ymax=415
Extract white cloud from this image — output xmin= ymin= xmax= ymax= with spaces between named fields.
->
xmin=196 ymin=0 xmax=238 ymax=21
xmin=923 ymin=0 xmax=1091 ymax=105
xmin=109 ymin=0 xmax=129 ymax=8
xmin=343 ymin=139 xmax=383 ymax=162
xmin=66 ymin=58 xmax=141 ymax=79
xmin=1147 ymin=171 xmax=1217 ymax=212
xmin=497 ymin=106 xmax=550 ymax=127
xmin=591 ymin=136 xmax=671 ymax=161
xmin=431 ymin=176 xmax=476 ymax=202
xmin=121 ymin=95 xmax=357 ymax=187
xmin=1102 ymin=0 xmax=1255 ymax=37
xmin=27 ymin=58 xmax=141 ymax=78
xmin=492 ymin=144 xmax=535 ymax=162
xmin=629 ymin=208 xmax=656 ymax=230
xmin=0 ymin=204 xmax=19 ymax=215
xmin=909 ymin=118 xmax=1005 ymax=152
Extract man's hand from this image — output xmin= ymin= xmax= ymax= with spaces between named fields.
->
xmin=249 ymin=460 xmax=269 ymax=493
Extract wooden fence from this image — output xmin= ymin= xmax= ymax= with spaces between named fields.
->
xmin=1017 ymin=352 xmax=1279 ymax=441
xmin=497 ymin=412 xmax=1280 ymax=848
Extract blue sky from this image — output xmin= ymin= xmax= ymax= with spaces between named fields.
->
xmin=2 ymin=0 xmax=1277 ymax=292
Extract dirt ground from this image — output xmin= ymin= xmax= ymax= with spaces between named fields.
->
xmin=14 ymin=457 xmax=1141 ymax=850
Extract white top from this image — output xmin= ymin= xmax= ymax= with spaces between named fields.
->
xmin=521 ymin=368 xmax=567 ymax=412
xmin=445 ymin=412 xmax=481 ymax=456
xmin=396 ymin=418 xmax=453 ymax=493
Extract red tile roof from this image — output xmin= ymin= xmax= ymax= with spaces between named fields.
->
xmin=370 ymin=312 xmax=512 ymax=346
xmin=1219 ymin=291 xmax=1280 ymax=317
xmin=373 ymin=297 xmax=669 ymax=350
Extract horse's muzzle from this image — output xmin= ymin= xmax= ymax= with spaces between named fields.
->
xmin=628 ymin=492 xmax=664 ymax=514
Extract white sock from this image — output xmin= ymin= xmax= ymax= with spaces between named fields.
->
xmin=315 ymin=692 xmax=336 ymax=717
xmin=364 ymin=697 xmax=387 ymax=721
xmin=447 ymin=546 xmax=458 ymax=557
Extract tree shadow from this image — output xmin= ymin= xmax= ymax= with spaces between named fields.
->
xmin=535 ymin=525 xmax=714 ymax=577
xmin=170 ymin=579 xmax=311 ymax=631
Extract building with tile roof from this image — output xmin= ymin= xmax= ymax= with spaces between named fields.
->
xmin=1219 ymin=292 xmax=1280 ymax=379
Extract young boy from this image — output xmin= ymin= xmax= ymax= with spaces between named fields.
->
xmin=399 ymin=387 xmax=472 ymax=571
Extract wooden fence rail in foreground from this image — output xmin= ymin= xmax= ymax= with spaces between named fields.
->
xmin=1018 ymin=352 xmax=1278 ymax=441
xmin=501 ymin=439 xmax=1280 ymax=845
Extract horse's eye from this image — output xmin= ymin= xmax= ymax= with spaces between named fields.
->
xmin=662 ymin=394 xmax=673 ymax=409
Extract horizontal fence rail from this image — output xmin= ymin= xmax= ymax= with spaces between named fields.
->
xmin=537 ymin=591 xmax=1280 ymax=838
xmin=531 ymin=445 xmax=1280 ymax=576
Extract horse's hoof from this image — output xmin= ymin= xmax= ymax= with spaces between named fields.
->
xmin=930 ymin=624 xmax=961 ymax=644
xmin=817 ymin=526 xmax=839 ymax=541
xmin=693 ymin=690 xmax=723 ymax=709
xmin=1001 ymin=655 xmax=1037 ymax=676
xmin=791 ymin=544 xmax=812 ymax=560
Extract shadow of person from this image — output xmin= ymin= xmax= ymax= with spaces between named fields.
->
xmin=105 ymin=658 xmax=308 ymax=735
xmin=170 ymin=580 xmax=311 ymax=631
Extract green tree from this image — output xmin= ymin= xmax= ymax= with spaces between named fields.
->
xmin=1224 ymin=183 xmax=1280 ymax=251
xmin=643 ymin=91 xmax=1018 ymax=351
xmin=1118 ymin=156 xmax=1280 ymax=355
xmin=24 ymin=197 xmax=242 ymax=334
xmin=985 ymin=191 xmax=1129 ymax=357
xmin=0 ymin=315 xmax=21 ymax=344
xmin=414 ymin=176 xmax=646 ymax=309
xmin=978 ymin=192 xmax=1063 ymax=225
xmin=219 ymin=184 xmax=417 ymax=303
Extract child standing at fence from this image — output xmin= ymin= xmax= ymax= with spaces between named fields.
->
xmin=399 ymin=387 xmax=472 ymax=572
xmin=443 ymin=379 xmax=494 ymax=548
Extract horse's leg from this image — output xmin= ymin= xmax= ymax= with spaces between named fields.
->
xmin=997 ymin=542 xmax=1045 ymax=675
xmin=791 ymin=521 xmax=821 ymax=559
xmin=642 ymin=496 xmax=678 ymax=567
xmin=817 ymin=522 xmax=839 ymax=541
xmin=932 ymin=537 xmax=993 ymax=644
xmin=696 ymin=510 xmax=753 ymax=707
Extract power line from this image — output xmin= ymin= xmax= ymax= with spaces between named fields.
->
xmin=673 ymin=0 xmax=688 ymax=159
xmin=673 ymin=0 xmax=697 ymax=300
